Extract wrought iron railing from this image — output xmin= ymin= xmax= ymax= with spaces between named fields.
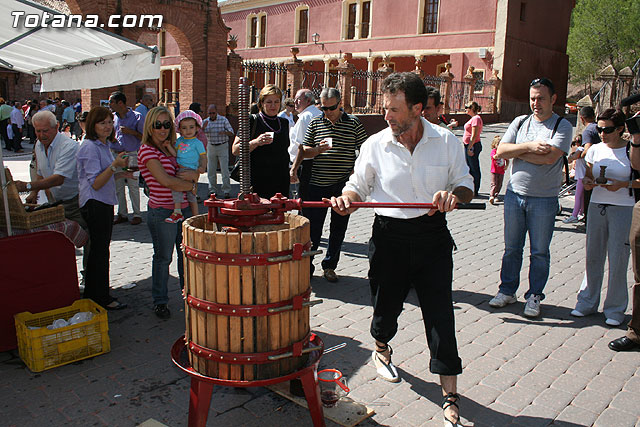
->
xmin=242 ymin=61 xmax=289 ymax=102
xmin=301 ymin=70 xmax=340 ymax=99
xmin=351 ymin=70 xmax=384 ymax=114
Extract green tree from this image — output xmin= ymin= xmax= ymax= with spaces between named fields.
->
xmin=567 ymin=0 xmax=640 ymax=84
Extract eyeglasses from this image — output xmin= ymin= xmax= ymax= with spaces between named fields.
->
xmin=320 ymin=103 xmax=339 ymax=112
xmin=596 ymin=125 xmax=617 ymax=134
xmin=465 ymin=105 xmax=472 ymax=109
xmin=152 ymin=120 xmax=172 ymax=129
xmin=530 ymin=78 xmax=555 ymax=92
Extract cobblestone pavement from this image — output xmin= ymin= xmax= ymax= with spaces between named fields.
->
xmin=2 ymin=123 xmax=639 ymax=427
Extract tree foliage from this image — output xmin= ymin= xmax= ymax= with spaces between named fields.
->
xmin=567 ymin=0 xmax=640 ymax=83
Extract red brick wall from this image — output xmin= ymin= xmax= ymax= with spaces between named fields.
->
xmin=68 ymin=0 xmax=229 ymax=112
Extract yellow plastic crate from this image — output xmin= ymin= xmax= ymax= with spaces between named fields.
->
xmin=14 ymin=299 xmax=110 ymax=372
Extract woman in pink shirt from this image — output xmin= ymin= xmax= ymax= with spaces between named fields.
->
xmin=463 ymin=101 xmax=483 ymax=197
xmin=137 ymin=106 xmax=200 ymax=319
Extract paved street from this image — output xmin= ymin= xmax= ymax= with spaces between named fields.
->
xmin=1 ymin=122 xmax=639 ymax=427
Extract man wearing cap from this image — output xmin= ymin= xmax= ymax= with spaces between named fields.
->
xmin=490 ymin=77 xmax=572 ymax=317
xmin=202 ymin=104 xmax=234 ymax=198
xmin=109 ymin=91 xmax=145 ymax=225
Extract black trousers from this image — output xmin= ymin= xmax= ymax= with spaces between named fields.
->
xmin=368 ymin=213 xmax=462 ymax=376
xmin=81 ymin=199 xmax=114 ymax=307
xmin=304 ymin=180 xmax=350 ymax=271
xmin=0 ymin=118 xmax=9 ymax=148
xmin=11 ymin=124 xmax=22 ymax=151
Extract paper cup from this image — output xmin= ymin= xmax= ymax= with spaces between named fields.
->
xmin=266 ymin=131 xmax=275 ymax=139
xmin=324 ymin=137 xmax=333 ymax=148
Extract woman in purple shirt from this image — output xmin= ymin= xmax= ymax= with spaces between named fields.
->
xmin=77 ymin=107 xmax=128 ymax=310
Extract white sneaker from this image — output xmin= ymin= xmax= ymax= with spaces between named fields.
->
xmin=523 ymin=295 xmax=542 ymax=317
xmin=372 ymin=349 xmax=400 ymax=383
xmin=605 ymin=318 xmax=622 ymax=326
xmin=570 ymin=309 xmax=586 ymax=317
xmin=489 ymin=292 xmax=517 ymax=308
xmin=563 ymin=215 xmax=579 ymax=224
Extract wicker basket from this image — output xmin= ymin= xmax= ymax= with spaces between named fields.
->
xmin=0 ymin=168 xmax=65 ymax=229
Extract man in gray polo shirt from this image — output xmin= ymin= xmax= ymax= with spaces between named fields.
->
xmin=490 ymin=78 xmax=572 ymax=317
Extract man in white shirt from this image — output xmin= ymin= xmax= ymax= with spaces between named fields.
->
xmin=327 ymin=73 xmax=472 ymax=427
xmin=288 ymin=89 xmax=321 ymax=200
xmin=10 ymin=101 xmax=25 ymax=152
xmin=14 ymin=110 xmax=84 ymax=227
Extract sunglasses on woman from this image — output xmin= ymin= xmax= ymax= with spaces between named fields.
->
xmin=152 ymin=120 xmax=172 ymax=129
xmin=596 ymin=126 xmax=617 ymax=134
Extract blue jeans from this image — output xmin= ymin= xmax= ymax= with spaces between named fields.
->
xmin=499 ymin=190 xmax=558 ymax=300
xmin=147 ymin=206 xmax=192 ymax=305
xmin=465 ymin=143 xmax=482 ymax=195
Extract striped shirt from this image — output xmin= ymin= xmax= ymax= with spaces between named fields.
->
xmin=303 ymin=111 xmax=367 ymax=186
xmin=138 ymin=144 xmax=187 ymax=209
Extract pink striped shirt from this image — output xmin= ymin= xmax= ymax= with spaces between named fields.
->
xmin=138 ymin=144 xmax=187 ymax=209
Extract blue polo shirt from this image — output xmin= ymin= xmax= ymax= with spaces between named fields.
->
xmin=110 ymin=108 xmax=144 ymax=152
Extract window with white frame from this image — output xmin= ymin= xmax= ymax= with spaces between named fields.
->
xmin=295 ymin=5 xmax=309 ymax=44
xmin=342 ymin=0 xmax=372 ymax=40
xmin=246 ymin=12 xmax=267 ymax=48
xmin=418 ymin=0 xmax=439 ymax=34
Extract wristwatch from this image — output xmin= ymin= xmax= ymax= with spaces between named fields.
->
xmin=26 ymin=182 xmax=32 ymax=191
xmin=110 ymin=165 xmax=117 ymax=173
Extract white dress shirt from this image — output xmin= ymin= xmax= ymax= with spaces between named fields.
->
xmin=344 ymin=117 xmax=473 ymax=219
xmin=288 ymin=104 xmax=322 ymax=162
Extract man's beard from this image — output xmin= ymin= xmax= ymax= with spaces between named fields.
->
xmin=390 ymin=115 xmax=418 ymax=137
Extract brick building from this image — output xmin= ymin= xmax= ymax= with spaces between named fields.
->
xmin=1 ymin=0 xmax=231 ymax=112
xmin=220 ymin=0 xmax=575 ymax=118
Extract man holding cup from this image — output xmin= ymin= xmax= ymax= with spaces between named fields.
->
xmin=300 ymin=87 xmax=368 ymax=282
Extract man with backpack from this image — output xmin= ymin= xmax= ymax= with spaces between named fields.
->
xmin=489 ymin=78 xmax=572 ymax=317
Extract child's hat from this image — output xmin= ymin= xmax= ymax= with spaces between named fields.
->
xmin=175 ymin=110 xmax=202 ymax=129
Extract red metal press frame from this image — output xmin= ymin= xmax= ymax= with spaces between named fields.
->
xmin=171 ymin=334 xmax=326 ymax=427
xmin=204 ymin=192 xmax=485 ymax=228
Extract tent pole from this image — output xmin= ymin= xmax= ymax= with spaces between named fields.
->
xmin=0 ymin=148 xmax=13 ymax=236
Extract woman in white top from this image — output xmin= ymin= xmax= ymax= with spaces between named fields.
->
xmin=278 ymin=97 xmax=296 ymax=129
xmin=572 ymin=108 xmax=637 ymax=325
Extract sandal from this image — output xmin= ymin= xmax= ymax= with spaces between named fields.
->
xmin=442 ymin=392 xmax=463 ymax=427
xmin=372 ymin=343 xmax=400 ymax=383
xmin=105 ymin=300 xmax=128 ymax=310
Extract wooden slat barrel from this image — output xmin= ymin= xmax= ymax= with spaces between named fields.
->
xmin=182 ymin=213 xmax=311 ymax=380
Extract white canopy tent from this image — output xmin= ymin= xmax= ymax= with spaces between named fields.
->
xmin=0 ymin=0 xmax=160 ymax=92
xmin=0 ymin=0 xmax=161 ymax=234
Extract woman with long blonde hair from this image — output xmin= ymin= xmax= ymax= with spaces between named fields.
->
xmin=137 ymin=106 xmax=201 ymax=319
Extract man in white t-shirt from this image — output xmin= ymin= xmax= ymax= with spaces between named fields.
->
xmin=490 ymin=78 xmax=572 ymax=317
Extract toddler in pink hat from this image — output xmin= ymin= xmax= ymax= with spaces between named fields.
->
xmin=163 ymin=109 xmax=206 ymax=223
